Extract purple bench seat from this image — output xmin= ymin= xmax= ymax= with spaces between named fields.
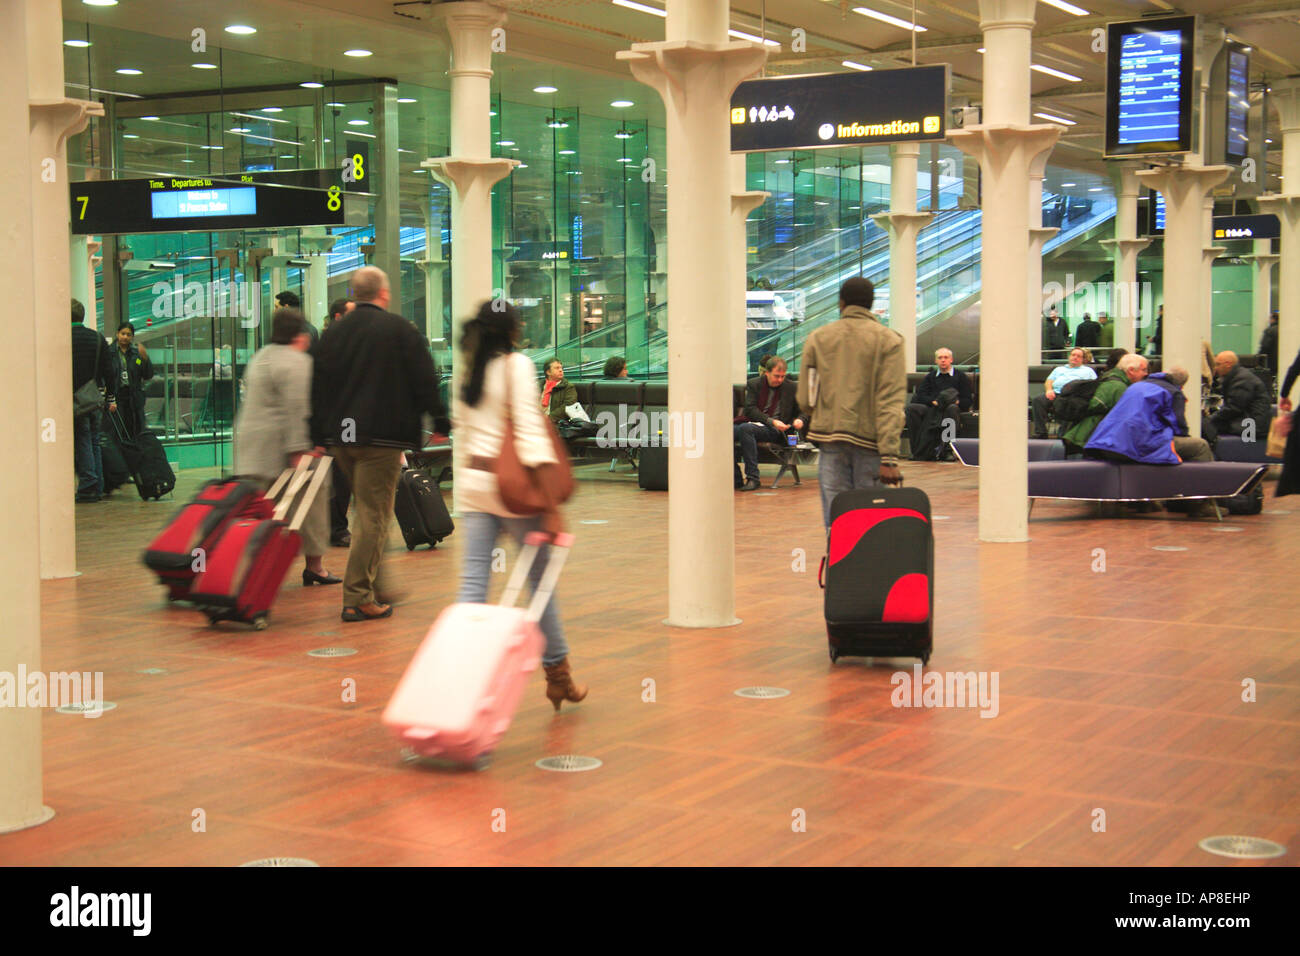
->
xmin=951 ymin=439 xmax=1065 ymax=466
xmin=1026 ymin=460 xmax=1268 ymax=519
xmin=1214 ymin=434 xmax=1283 ymax=464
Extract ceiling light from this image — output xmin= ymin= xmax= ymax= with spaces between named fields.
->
xmin=1088 ymin=187 xmax=1103 ymax=192
xmin=517 ymin=163 xmax=528 ymax=169
xmin=1031 ymin=63 xmax=1082 ymax=82
xmin=615 ymin=131 xmax=633 ymax=139
xmin=1039 ymin=0 xmax=1089 ymax=14
xmin=611 ymin=100 xmax=634 ymax=108
xmin=729 ymin=29 xmax=780 ymax=48
xmin=559 ymin=149 xmax=576 ymax=155
xmin=280 ymin=154 xmax=295 ymax=158
xmin=842 ymin=60 xmax=873 ymax=72
xmin=225 ymin=25 xmax=257 ymax=35
xmin=82 ymin=0 xmax=117 ymax=5
xmin=412 ymin=169 xmax=425 ymax=174
xmin=775 ymin=159 xmax=790 ymax=164
xmin=300 ymin=82 xmax=324 ymax=89
xmin=397 ymin=97 xmax=417 ymax=104
xmin=344 ymin=49 xmax=372 ymax=57
xmin=180 ymin=159 xmax=195 ymax=163
xmin=122 ymin=134 xmax=139 ymax=139
xmin=192 ymin=62 xmax=218 ymax=70
xmin=613 ymin=0 xmax=666 ymax=16
xmin=534 ymin=85 xmax=558 ymax=94
xmin=230 ymin=127 xmax=250 ymax=133
xmin=852 ymin=7 xmax=926 ymax=32
xmin=347 ymin=131 xmax=376 ymax=139
xmin=116 ymin=68 xmax=142 ymax=75
xmin=1034 ymin=112 xmax=1076 ymax=126
xmin=497 ymin=140 xmax=515 ymax=146
xmin=261 ymin=107 xmax=283 ymax=113
xmin=489 ymin=110 xmax=498 ymax=116
xmin=142 ymin=116 xmax=159 ymax=121
xmin=64 ymin=39 xmax=92 ymax=48
xmin=1060 ymin=182 xmax=1076 ymax=187
xmin=618 ymin=157 xmax=634 ymax=163
xmin=548 ymin=120 xmax=569 ymax=128
xmin=326 ymin=102 xmax=346 ymax=108
xmin=347 ymin=119 xmax=369 ymax=126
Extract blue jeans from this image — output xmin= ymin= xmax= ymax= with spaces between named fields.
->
xmin=817 ymin=441 xmax=882 ymax=529
xmin=457 ymin=511 xmax=569 ymax=666
xmin=734 ymin=422 xmax=783 ymax=481
xmin=74 ymin=409 xmax=104 ymax=499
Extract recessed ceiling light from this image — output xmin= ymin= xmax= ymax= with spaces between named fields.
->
xmin=1060 ymin=182 xmax=1077 ymax=187
xmin=611 ymin=100 xmax=634 ymax=108
xmin=225 ymin=25 xmax=257 ymax=35
xmin=534 ymin=85 xmax=558 ymax=94
xmin=729 ymin=29 xmax=780 ymax=48
xmin=615 ymin=131 xmax=633 ymax=139
xmin=497 ymin=140 xmax=515 ymax=146
xmin=344 ymin=49 xmax=372 ymax=58
xmin=490 ymin=110 xmax=498 ymax=116
xmin=775 ymin=159 xmax=790 ymax=164
xmin=347 ymin=119 xmax=369 ymax=126
xmin=613 ymin=1 xmax=666 ymax=16
xmin=559 ymin=149 xmax=576 ymax=155
xmin=1034 ymin=112 xmax=1076 ymax=126
xmin=842 ymin=60 xmax=873 ymax=71
xmin=82 ymin=0 xmax=118 ymax=6
xmin=397 ymin=97 xmax=417 ymax=104
xmin=1088 ymin=187 xmax=1103 ymax=191
xmin=618 ymin=157 xmax=634 ymax=163
xmin=64 ymin=39 xmax=92 ymax=48
xmin=301 ymin=82 xmax=324 ymax=89
xmin=548 ymin=120 xmax=569 ymax=128
xmin=142 ymin=116 xmax=159 ymax=121
xmin=192 ymin=63 xmax=218 ymax=70
xmin=323 ymin=138 xmax=331 ymax=143
xmin=230 ymin=127 xmax=250 ymax=133
xmin=261 ymin=107 xmax=283 ymax=113
xmin=180 ymin=159 xmax=195 ymax=163
xmin=116 ymin=68 xmax=142 ymax=76
xmin=1031 ymin=63 xmax=1082 ymax=82
xmin=1040 ymin=0 xmax=1089 ymax=14
xmin=517 ymin=163 xmax=528 ymax=169
xmin=412 ymin=169 xmax=425 ymax=174
xmin=853 ymin=7 xmax=926 ymax=32
xmin=122 ymin=133 xmax=138 ymax=139
xmin=280 ymin=154 xmax=295 ymax=158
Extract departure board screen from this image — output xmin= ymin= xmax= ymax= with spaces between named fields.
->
xmin=1105 ymin=16 xmax=1196 ymax=157
xmin=151 ymin=187 xmax=257 ymax=219
xmin=1225 ymin=45 xmax=1250 ymax=164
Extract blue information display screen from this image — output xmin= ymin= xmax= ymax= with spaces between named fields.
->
xmin=151 ymin=187 xmax=257 ymax=219
xmin=1226 ymin=47 xmax=1250 ymax=164
xmin=1105 ymin=16 xmax=1195 ymax=157
xmin=1154 ymin=192 xmax=1165 ymax=232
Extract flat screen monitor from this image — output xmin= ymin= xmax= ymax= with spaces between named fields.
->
xmin=1225 ymin=44 xmax=1251 ymax=165
xmin=1105 ymin=16 xmax=1196 ymax=158
xmin=151 ymin=186 xmax=257 ymax=220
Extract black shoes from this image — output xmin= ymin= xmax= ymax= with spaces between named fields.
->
xmin=330 ymin=532 xmax=352 ymax=547
xmin=342 ymin=603 xmax=393 ymax=622
xmin=741 ymin=478 xmax=762 ymax=491
xmin=303 ymin=569 xmax=343 ymax=586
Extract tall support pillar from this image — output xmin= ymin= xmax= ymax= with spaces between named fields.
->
xmin=1259 ymin=78 xmax=1300 ymax=383
xmin=425 ymin=2 xmax=515 ymax=513
xmin=1099 ymin=163 xmax=1150 ymax=355
xmin=1243 ymin=239 xmax=1278 ymax=353
xmin=619 ymin=0 xmax=765 ymax=626
xmin=2 ymin=0 xmax=53 ymax=834
xmin=373 ymin=82 xmax=401 ymax=286
xmin=30 ymin=0 xmax=101 ymax=580
xmin=949 ymin=0 xmax=1057 ymax=543
xmin=1138 ymin=165 xmax=1231 ymax=438
xmin=418 ymin=196 xmax=448 ymax=345
xmin=1027 ymin=154 xmax=1057 ymax=365
xmin=730 ymin=153 xmax=767 ymax=383
xmin=300 ymin=228 xmax=338 ymax=327
xmin=70 ymin=236 xmax=102 ymax=330
xmin=871 ymin=143 xmax=932 ymax=371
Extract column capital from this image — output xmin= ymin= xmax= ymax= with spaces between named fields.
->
xmin=870 ymin=211 xmax=935 ymax=239
xmin=1136 ymin=165 xmax=1231 ymax=204
xmin=415 ymin=259 xmax=450 ymax=274
xmin=437 ymin=1 xmax=506 ymax=79
xmin=1243 ymin=252 xmax=1280 ymax=268
xmin=1254 ymin=192 xmax=1300 ymax=227
xmin=948 ymin=124 xmax=1059 ymax=169
xmin=978 ymin=0 xmax=1038 ymax=31
xmin=29 ymin=97 xmax=102 ymax=146
xmin=1106 ymin=161 xmax=1147 ymax=199
xmin=1029 ymin=226 xmax=1059 ymax=246
xmin=1202 ymin=246 xmax=1227 ymax=265
xmin=890 ymin=142 xmax=922 ymax=161
xmin=618 ymin=41 xmax=766 ymax=113
xmin=1099 ymin=237 xmax=1152 ymax=255
xmin=731 ymin=190 xmax=768 ymax=216
xmin=1268 ymin=77 xmax=1300 ymax=133
xmin=423 ymin=156 xmax=517 ymax=195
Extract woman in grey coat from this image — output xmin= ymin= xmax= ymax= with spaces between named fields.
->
xmin=232 ymin=308 xmax=340 ymax=586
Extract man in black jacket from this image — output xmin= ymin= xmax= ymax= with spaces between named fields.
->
xmin=1211 ymin=351 xmax=1272 ymax=437
xmin=110 ymin=321 xmax=153 ymax=438
xmin=1043 ymin=306 xmax=1070 ymax=360
xmin=904 ymin=347 xmax=973 ymax=461
xmin=734 ymin=355 xmax=802 ymax=491
xmin=311 ymin=267 xmax=449 ymax=621
xmin=1258 ymin=312 xmax=1279 ymax=370
xmin=1073 ymin=313 xmax=1101 ymax=349
xmin=71 ymin=300 xmax=117 ymax=502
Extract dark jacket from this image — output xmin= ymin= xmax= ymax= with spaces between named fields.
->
xmin=310 ymin=302 xmax=448 ymax=449
xmin=1062 ymin=365 xmax=1129 ymax=449
xmin=743 ymin=375 xmax=801 ymax=427
xmin=913 ymin=368 xmax=972 ymax=412
xmin=543 ymin=378 xmax=578 ymax=422
xmin=1074 ymin=319 xmax=1102 ymax=349
xmin=1085 ymin=373 xmax=1186 ymax=465
xmin=1282 ymin=346 xmax=1300 ymax=405
xmin=72 ymin=324 xmax=116 ymax=402
xmin=1211 ymin=364 xmax=1272 ymax=433
xmin=1259 ymin=324 xmax=1278 ymax=370
xmin=1043 ymin=317 xmax=1070 ymax=351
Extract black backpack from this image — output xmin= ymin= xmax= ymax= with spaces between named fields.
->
xmin=1223 ymin=483 xmax=1264 ymax=516
xmin=1053 ymin=378 xmax=1101 ymax=425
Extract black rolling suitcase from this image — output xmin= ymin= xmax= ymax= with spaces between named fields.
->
xmin=638 ymin=444 xmax=668 ymax=491
xmin=107 ymin=409 xmax=175 ymax=500
xmin=819 ymin=486 xmax=933 ymax=664
xmin=394 ymin=466 xmax=454 ymax=549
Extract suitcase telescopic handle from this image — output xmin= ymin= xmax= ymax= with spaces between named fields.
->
xmin=499 ymin=532 xmax=574 ymax=624
xmin=818 ymin=556 xmax=826 ymax=589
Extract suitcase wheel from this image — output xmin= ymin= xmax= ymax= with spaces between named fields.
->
xmin=252 ymin=615 xmax=269 ymax=631
xmin=828 ymin=647 xmax=839 ymax=663
xmin=921 ymin=653 xmax=930 ymax=666
xmin=472 ymin=754 xmax=493 ymax=772
xmin=406 ymin=544 xmax=415 ymax=551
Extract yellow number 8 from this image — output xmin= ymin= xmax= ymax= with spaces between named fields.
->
xmin=327 ymin=186 xmax=342 ymax=211
xmin=351 ymin=154 xmax=364 ymax=181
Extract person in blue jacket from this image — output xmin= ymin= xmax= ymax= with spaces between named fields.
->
xmin=1085 ymin=367 xmax=1212 ymax=465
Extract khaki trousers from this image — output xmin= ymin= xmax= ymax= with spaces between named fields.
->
xmin=330 ymin=445 xmax=403 ymax=607
xmin=1174 ymin=436 xmax=1213 ymax=462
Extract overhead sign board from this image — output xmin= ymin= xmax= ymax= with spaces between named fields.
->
xmin=730 ymin=65 xmax=948 ymax=153
xmin=1105 ymin=16 xmax=1197 ymax=158
xmin=70 ymin=176 xmax=364 ymax=235
xmin=1212 ymin=214 xmax=1279 ymax=241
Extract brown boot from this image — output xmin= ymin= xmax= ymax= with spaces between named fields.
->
xmin=544 ymin=658 xmax=588 ymax=712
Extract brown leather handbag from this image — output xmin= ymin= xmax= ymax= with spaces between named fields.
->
xmin=496 ymin=355 xmax=574 ymax=514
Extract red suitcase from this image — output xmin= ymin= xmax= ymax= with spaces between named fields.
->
xmin=142 ymin=478 xmax=264 ymax=601
xmin=188 ymin=457 xmax=332 ymax=630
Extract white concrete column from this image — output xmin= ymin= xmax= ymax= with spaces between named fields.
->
xmin=1098 ymin=163 xmax=1149 ymax=355
xmin=1243 ymin=240 xmax=1278 ymax=352
xmin=870 ymin=144 xmax=932 ymax=371
xmin=1259 ymin=78 xmax=1300 ymax=383
xmin=948 ymin=0 xmax=1057 ymax=543
xmin=1027 ymin=152 xmax=1057 ymax=365
xmin=1137 ymin=165 xmax=1231 ymax=438
xmin=425 ymin=2 xmax=516 ymax=513
xmin=1202 ymin=240 xmax=1226 ymax=351
xmin=418 ymin=202 xmax=448 ymax=345
xmin=730 ymin=154 xmax=768 ymax=384
xmin=2 ymin=0 xmax=54 ymax=835
xmin=30 ymin=0 xmax=101 ymax=580
xmin=619 ymin=2 xmax=766 ymax=626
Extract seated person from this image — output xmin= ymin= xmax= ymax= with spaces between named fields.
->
xmin=1210 ymin=350 xmax=1271 ymax=437
xmin=1102 ymin=347 xmax=1127 ymax=371
xmin=904 ymin=347 xmax=972 ymax=461
xmin=1085 ymin=367 xmax=1213 ymax=465
xmin=1061 ymin=353 xmax=1147 ymax=453
xmin=540 ymin=357 xmax=578 ymax=423
xmin=1032 ymin=347 xmax=1097 ymax=438
xmin=734 ymin=354 xmax=802 ymax=492
xmin=603 ymin=355 xmax=629 ymax=379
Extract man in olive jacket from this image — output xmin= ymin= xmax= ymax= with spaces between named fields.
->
xmin=797 ymin=277 xmax=905 ymax=528
xmin=1061 ymin=353 xmax=1148 ymax=452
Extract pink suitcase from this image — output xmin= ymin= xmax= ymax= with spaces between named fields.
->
xmin=382 ymin=531 xmax=574 ymax=767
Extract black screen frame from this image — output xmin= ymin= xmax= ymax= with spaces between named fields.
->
xmin=1105 ymin=15 xmax=1197 ymax=159
xmin=1223 ymin=42 xmax=1251 ymax=166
